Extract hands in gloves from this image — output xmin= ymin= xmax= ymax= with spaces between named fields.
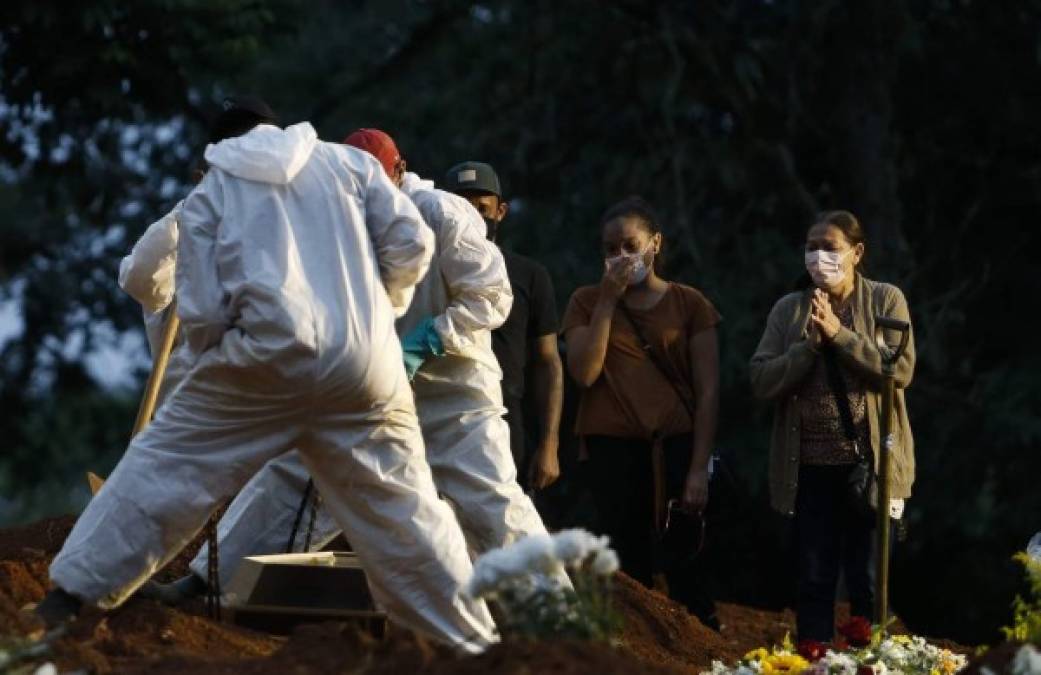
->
xmin=401 ymin=316 xmax=445 ymax=380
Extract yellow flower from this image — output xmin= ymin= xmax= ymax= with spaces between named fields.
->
xmin=892 ymin=634 xmax=912 ymax=645
xmin=939 ymin=653 xmax=961 ymax=674
xmin=744 ymin=648 xmax=770 ymax=663
xmin=761 ymin=653 xmax=810 ymax=674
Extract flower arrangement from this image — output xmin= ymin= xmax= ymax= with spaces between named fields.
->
xmin=703 ymin=623 xmax=967 ymax=675
xmin=1002 ymin=532 xmax=1041 ymax=645
xmin=1008 ymin=643 xmax=1041 ymax=675
xmin=466 ymin=528 xmax=622 ymax=641
xmin=0 ymin=631 xmax=59 ymax=675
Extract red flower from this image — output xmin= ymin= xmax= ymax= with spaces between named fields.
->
xmin=798 ymin=640 xmax=828 ymax=661
xmin=839 ymin=616 xmax=873 ymax=647
xmin=833 ymin=635 xmax=850 ymax=651
xmin=856 ymin=666 xmax=876 ymax=675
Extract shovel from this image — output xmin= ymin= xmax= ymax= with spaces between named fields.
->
xmin=86 ymin=303 xmax=180 ymax=495
xmin=83 ymin=303 xmax=221 ymax=618
xmin=873 ymin=315 xmax=911 ymax=633
xmin=111 ymin=302 xmax=221 ymax=619
xmin=132 ymin=303 xmax=181 ymax=436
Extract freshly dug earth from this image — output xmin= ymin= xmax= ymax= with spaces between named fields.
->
xmin=960 ymin=640 xmax=1032 ymax=675
xmin=0 ymin=516 xmax=941 ymax=674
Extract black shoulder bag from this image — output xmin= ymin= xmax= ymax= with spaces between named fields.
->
xmin=820 ymin=346 xmax=877 ymax=522
xmin=616 ymin=303 xmax=706 ymax=561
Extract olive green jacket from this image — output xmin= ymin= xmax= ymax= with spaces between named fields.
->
xmin=749 ymin=274 xmax=916 ymax=516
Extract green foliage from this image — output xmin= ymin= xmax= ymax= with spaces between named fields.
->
xmin=0 ymin=379 xmax=138 ymax=523
xmin=1002 ymin=553 xmax=1041 ymax=645
xmin=0 ymin=0 xmax=1039 ymax=644
xmin=491 ymin=567 xmax=621 ymax=642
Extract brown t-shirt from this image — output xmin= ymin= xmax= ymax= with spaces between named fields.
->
xmin=561 ymin=282 xmax=721 ymax=439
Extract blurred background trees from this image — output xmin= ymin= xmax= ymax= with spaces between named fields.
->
xmin=2 ymin=0 xmax=1038 ymax=645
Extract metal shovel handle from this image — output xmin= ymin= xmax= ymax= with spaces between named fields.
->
xmin=872 ymin=313 xmax=910 ymax=634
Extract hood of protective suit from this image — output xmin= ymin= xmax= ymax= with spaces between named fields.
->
xmin=204 ymin=122 xmax=318 ymax=184
xmin=401 ymin=171 xmax=436 ymax=197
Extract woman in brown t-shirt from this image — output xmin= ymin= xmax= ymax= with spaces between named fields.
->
xmin=561 ymin=197 xmax=721 ymax=630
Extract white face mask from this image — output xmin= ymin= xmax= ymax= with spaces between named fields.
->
xmin=805 ymin=248 xmax=852 ymax=288
xmin=606 ymin=241 xmax=654 ymax=285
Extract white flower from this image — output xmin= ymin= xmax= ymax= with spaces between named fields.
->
xmin=590 ymin=547 xmax=620 ymax=575
xmin=1012 ymin=643 xmax=1041 ymax=675
xmin=466 ymin=562 xmax=499 ymax=598
xmin=468 ymin=527 xmax=612 ymax=600
xmin=1027 ymin=531 xmax=1041 ymax=563
xmin=701 ymin=663 xmax=759 ymax=675
xmin=819 ymin=650 xmax=858 ymax=675
xmin=33 ymin=664 xmax=58 ymax=675
xmin=552 ymin=528 xmax=610 ymax=564
xmin=511 ymin=534 xmax=565 ymax=575
xmin=467 ymin=544 xmax=533 ymax=597
xmin=878 ymin=639 xmax=910 ymax=666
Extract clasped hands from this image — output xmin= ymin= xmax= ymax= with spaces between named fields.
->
xmin=808 ymin=288 xmax=842 ymax=349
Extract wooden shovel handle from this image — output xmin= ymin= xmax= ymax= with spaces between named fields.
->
xmin=131 ymin=301 xmax=181 ymax=437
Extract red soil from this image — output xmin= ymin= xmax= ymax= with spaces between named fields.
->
xmin=0 ymin=515 xmax=969 ymax=674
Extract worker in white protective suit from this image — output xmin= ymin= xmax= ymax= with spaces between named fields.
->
xmin=35 ymin=99 xmax=496 ymax=652
xmin=118 ymin=196 xmax=312 ymax=606
xmin=118 ymin=176 xmax=411 ymax=604
xmin=147 ymin=128 xmax=554 ymax=600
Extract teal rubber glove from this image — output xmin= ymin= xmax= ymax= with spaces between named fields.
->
xmin=401 ymin=316 xmax=445 ymax=381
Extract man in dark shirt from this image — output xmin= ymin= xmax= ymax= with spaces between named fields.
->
xmin=445 ymin=161 xmax=563 ymax=491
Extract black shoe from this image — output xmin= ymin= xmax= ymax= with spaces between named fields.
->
xmin=138 ymin=574 xmax=208 ymax=606
xmin=34 ymin=588 xmax=82 ymax=629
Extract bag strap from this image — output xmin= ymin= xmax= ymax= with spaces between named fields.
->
xmin=820 ymin=345 xmax=862 ymax=456
xmin=617 ymin=302 xmax=694 ymax=536
xmin=617 ymin=302 xmax=696 ymax=422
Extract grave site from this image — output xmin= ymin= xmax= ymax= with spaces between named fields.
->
xmin=4 ymin=3 xmax=1041 ymax=674
xmin=0 ymin=513 xmax=998 ymax=675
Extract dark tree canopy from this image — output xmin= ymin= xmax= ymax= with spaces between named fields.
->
xmin=1 ymin=0 xmax=1038 ymax=644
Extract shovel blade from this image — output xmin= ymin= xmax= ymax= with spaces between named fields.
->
xmin=86 ymin=471 xmax=105 ymax=496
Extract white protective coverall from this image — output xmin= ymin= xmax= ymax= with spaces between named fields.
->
xmin=185 ymin=171 xmax=550 ymax=586
xmin=118 ymin=203 xmax=192 ymax=401
xmin=49 ymin=124 xmax=496 ymax=651
xmin=119 ymin=204 xmax=419 ymax=571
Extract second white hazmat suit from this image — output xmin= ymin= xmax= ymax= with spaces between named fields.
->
xmin=185 ymin=170 xmax=551 ymax=588
xmin=49 ymin=123 xmax=496 ymax=651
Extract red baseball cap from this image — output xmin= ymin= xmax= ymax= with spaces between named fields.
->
xmin=343 ymin=128 xmax=400 ymax=177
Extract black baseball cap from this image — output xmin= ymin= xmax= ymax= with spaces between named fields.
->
xmin=210 ymin=94 xmax=278 ymax=143
xmin=444 ymin=161 xmax=501 ymax=198
xmin=220 ymin=95 xmax=277 ymax=122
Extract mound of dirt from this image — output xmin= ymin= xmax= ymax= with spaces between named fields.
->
xmin=960 ymin=640 xmax=1032 ymax=675
xmin=0 ymin=515 xmax=78 ymax=560
xmin=0 ymin=515 xmax=282 ymax=674
xmin=0 ymin=515 xmax=960 ymax=674
xmin=614 ymin=572 xmax=734 ymax=669
xmin=117 ymin=621 xmax=694 ymax=675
